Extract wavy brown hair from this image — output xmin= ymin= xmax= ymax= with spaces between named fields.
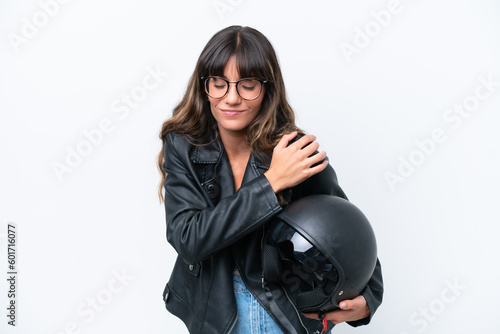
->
xmin=157 ymin=25 xmax=301 ymax=202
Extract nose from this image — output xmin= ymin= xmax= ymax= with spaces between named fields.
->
xmin=224 ymin=83 xmax=241 ymax=104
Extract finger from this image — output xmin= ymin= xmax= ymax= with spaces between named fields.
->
xmin=278 ymin=131 xmax=298 ymax=149
xmin=306 ymin=150 xmax=327 ymax=167
xmin=301 ymin=141 xmax=320 ymax=157
xmin=339 ymin=301 xmax=350 ymax=310
xmin=307 ymin=159 xmax=328 ymax=175
xmin=301 ymin=312 xmax=319 ymax=320
xmin=341 ymin=295 xmax=366 ymax=310
xmin=321 ymin=310 xmax=344 ymax=324
xmin=290 ymin=134 xmax=316 ymax=149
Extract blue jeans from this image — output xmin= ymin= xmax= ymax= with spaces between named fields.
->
xmin=232 ymin=274 xmax=284 ymax=334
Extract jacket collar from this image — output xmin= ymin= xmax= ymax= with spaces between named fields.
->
xmin=190 ymin=134 xmax=271 ymax=172
xmin=190 ymin=137 xmax=223 ymax=164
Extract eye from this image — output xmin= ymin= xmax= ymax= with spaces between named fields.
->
xmin=210 ymin=77 xmax=227 ymax=89
xmin=239 ymin=79 xmax=258 ymax=91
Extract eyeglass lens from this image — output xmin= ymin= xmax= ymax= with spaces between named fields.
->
xmin=205 ymin=77 xmax=262 ymax=100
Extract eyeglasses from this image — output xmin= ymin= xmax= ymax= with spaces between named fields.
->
xmin=201 ymin=76 xmax=267 ymax=101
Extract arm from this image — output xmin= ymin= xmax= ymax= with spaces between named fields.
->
xmin=163 ymin=131 xmax=329 ymax=265
xmin=346 ymin=258 xmax=383 ymax=326
xmin=163 ymin=133 xmax=282 ymax=264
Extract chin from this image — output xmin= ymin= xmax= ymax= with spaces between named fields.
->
xmin=219 ymin=125 xmax=248 ymax=134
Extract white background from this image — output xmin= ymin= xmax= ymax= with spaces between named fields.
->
xmin=1 ymin=0 xmax=499 ymax=333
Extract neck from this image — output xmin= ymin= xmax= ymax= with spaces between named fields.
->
xmin=218 ymin=129 xmax=251 ymax=157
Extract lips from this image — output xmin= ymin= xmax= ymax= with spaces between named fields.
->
xmin=221 ymin=109 xmax=244 ymax=117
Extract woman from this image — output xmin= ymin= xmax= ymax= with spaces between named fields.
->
xmin=157 ymin=25 xmax=383 ymax=334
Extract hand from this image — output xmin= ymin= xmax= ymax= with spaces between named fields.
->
xmin=264 ymin=132 xmax=328 ymax=193
xmin=302 ymin=295 xmax=370 ymax=324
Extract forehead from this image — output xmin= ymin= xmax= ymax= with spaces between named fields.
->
xmin=207 ymin=52 xmax=267 ymax=80
xmin=221 ymin=56 xmax=240 ymax=79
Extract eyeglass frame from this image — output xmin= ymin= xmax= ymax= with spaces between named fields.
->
xmin=201 ymin=76 xmax=268 ymax=101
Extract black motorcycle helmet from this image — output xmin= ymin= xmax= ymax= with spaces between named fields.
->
xmin=262 ymin=195 xmax=377 ymax=316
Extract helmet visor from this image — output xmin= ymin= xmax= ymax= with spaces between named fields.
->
xmin=268 ymin=221 xmax=339 ymax=287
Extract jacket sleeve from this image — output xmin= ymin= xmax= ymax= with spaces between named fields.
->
xmin=163 ymin=133 xmax=282 ymax=264
xmin=297 ymin=161 xmax=384 ymax=326
xmin=347 ymin=259 xmax=383 ymax=327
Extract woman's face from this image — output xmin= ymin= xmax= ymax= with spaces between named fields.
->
xmin=207 ymin=55 xmax=265 ymax=139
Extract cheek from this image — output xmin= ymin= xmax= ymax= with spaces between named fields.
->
xmin=208 ymin=97 xmax=216 ymax=107
xmin=208 ymin=99 xmax=218 ymax=114
xmin=250 ymin=97 xmax=265 ymax=114
xmin=253 ymin=89 xmax=266 ymax=112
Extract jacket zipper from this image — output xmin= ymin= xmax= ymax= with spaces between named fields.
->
xmin=261 ymin=225 xmax=266 ymax=288
xmin=281 ymin=283 xmax=310 ymax=334
xmin=227 ymin=313 xmax=238 ymax=334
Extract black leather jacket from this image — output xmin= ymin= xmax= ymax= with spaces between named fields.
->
xmin=161 ymin=132 xmax=383 ymax=334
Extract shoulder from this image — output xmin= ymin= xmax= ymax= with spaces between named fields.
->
xmin=163 ymin=131 xmax=222 ymax=166
xmin=162 ymin=132 xmax=196 ymax=172
xmin=164 ymin=131 xmax=190 ymax=147
xmin=163 ymin=131 xmax=201 ymax=158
